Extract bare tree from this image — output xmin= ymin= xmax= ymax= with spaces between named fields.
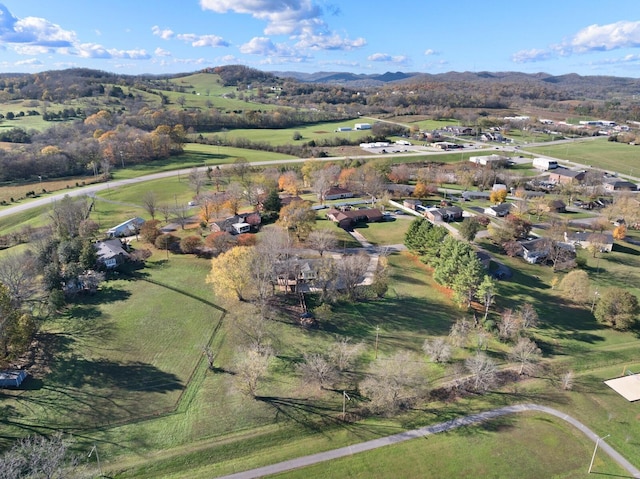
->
xmin=336 ymin=253 xmax=370 ymax=300
xmin=159 ymin=203 xmax=172 ymax=223
xmin=508 ymin=337 xmax=542 ymax=375
xmin=448 ymin=318 xmax=473 ymax=347
xmin=188 ymin=167 xmax=207 ymax=197
xmin=203 ymin=345 xmax=217 ymax=370
xmin=307 ymin=229 xmax=337 ymax=257
xmin=0 ymin=252 xmax=40 ymax=307
xmin=517 ymin=303 xmax=539 ymax=329
xmin=464 ymin=352 xmax=497 ymax=392
xmin=234 ymin=344 xmax=273 ymax=397
xmin=359 ymin=351 xmax=427 ymax=415
xmin=497 ymin=309 xmax=524 ymax=341
xmin=49 ymin=195 xmax=91 ymax=239
xmin=232 ymin=157 xmax=250 ymax=183
xmin=422 ymin=338 xmax=452 ymax=363
xmin=172 ymin=204 xmax=191 ymax=230
xmin=297 ymin=353 xmax=338 ymax=389
xmin=142 ymin=191 xmax=158 ymax=220
xmin=329 ymin=337 xmax=363 ymax=371
xmin=560 ymin=370 xmax=575 ymax=390
xmin=311 ymin=165 xmax=340 ymax=204
xmin=311 ymin=256 xmax=338 ymax=303
xmin=0 ymin=432 xmax=78 ymax=479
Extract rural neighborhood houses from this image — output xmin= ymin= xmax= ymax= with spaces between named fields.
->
xmin=564 ymin=231 xmax=614 ymax=253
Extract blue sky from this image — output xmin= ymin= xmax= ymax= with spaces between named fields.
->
xmin=1 ymin=0 xmax=640 ymax=77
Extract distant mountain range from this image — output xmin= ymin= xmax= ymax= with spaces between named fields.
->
xmin=272 ymin=69 xmax=640 ymax=92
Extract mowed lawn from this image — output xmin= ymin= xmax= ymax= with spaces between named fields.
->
xmin=528 ymin=137 xmax=639 ymax=176
xmin=0 ymin=255 xmax=221 ymax=444
xmin=268 ymin=413 xmax=627 ymax=479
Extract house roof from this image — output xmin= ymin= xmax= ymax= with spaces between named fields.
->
xmin=95 ymin=239 xmax=128 ymax=260
xmin=487 ymin=203 xmax=512 ymax=214
xmin=604 ymin=179 xmax=637 ymax=190
xmin=325 ymin=187 xmax=352 ymax=196
xmin=566 ymin=231 xmax=613 ymax=244
xmin=519 ymin=238 xmax=548 ymax=252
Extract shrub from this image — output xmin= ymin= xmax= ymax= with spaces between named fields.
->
xmin=180 ymin=235 xmax=203 ymax=254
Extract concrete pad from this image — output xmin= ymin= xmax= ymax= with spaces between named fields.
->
xmin=605 ymin=374 xmax=640 ymax=402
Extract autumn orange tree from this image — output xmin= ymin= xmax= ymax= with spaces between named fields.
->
xmin=613 ymin=224 xmax=627 ymax=240
xmin=277 ymin=200 xmax=316 ymax=240
xmin=489 ymin=189 xmax=507 ymax=204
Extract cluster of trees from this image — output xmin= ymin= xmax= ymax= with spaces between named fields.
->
xmin=405 ymin=219 xmax=494 ymax=310
xmin=0 ymin=117 xmax=185 ymax=182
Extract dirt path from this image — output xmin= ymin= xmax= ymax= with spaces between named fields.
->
xmin=217 ymin=403 xmax=640 ymax=479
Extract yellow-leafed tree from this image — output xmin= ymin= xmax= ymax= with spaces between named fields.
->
xmin=207 ymin=246 xmax=254 ymax=302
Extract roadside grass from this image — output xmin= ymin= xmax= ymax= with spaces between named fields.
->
xmin=528 ymin=138 xmax=638 ymax=176
xmin=267 ymin=413 xmax=627 ymax=479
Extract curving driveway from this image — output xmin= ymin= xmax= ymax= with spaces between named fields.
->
xmin=217 ymin=403 xmax=640 ymax=479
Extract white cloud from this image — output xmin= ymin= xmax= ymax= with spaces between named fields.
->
xmin=153 ymin=25 xmax=229 ymax=48
xmin=151 ymin=25 xmax=174 ymax=40
xmin=0 ymin=3 xmax=76 ymax=49
xmin=567 ymin=21 xmax=640 ymax=53
xmin=512 ymin=20 xmax=640 ymax=64
xmin=200 ymin=0 xmax=323 ymax=36
xmin=201 ymin=0 xmax=365 ymax=53
xmin=15 ymin=57 xmax=42 ymax=66
xmin=240 ymin=36 xmax=310 ymax=63
xmin=424 ymin=49 xmax=439 ymax=56
xmin=240 ymin=36 xmax=277 ymax=55
xmin=77 ymin=42 xmax=150 ymax=60
xmin=295 ymin=33 xmax=365 ymax=51
xmin=367 ymin=53 xmax=410 ymax=66
xmin=512 ymin=48 xmax=552 ymax=63
xmin=591 ymin=53 xmax=640 ymax=65
xmin=154 ymin=47 xmax=171 ymax=57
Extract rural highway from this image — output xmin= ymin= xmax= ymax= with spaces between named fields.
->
xmin=216 ymin=403 xmax=640 ymax=479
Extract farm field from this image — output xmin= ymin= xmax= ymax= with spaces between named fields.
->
xmin=201 ymin=120 xmax=371 ymax=146
xmin=528 ymin=137 xmax=639 ymax=176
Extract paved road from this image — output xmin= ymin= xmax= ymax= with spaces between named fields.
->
xmin=217 ymin=403 xmax=640 ymax=479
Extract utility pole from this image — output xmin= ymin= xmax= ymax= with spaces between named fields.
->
xmin=342 ymin=391 xmax=350 ymax=420
xmin=591 ymin=289 xmax=599 ymax=313
xmin=88 ymin=444 xmax=102 ymax=477
xmin=374 ymin=326 xmax=380 ymax=359
xmin=588 ymin=434 xmax=609 ymax=473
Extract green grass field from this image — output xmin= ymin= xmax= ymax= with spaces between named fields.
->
xmin=268 ymin=413 xmax=627 ymax=479
xmin=528 ymin=138 xmax=639 ymax=177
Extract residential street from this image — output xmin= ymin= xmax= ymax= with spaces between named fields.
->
xmin=217 ymin=403 xmax=640 ymax=479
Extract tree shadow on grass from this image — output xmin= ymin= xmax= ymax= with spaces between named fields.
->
xmin=47 ymin=356 xmax=183 ymax=393
xmin=256 ymin=395 xmax=341 ymax=434
xmin=323 ymin=297 xmax=456 ymax=340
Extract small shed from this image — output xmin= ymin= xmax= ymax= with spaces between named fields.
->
xmin=0 ymin=370 xmax=27 ymax=388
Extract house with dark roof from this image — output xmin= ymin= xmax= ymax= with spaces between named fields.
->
xmin=211 ymin=213 xmax=261 ymax=234
xmin=564 ymin=231 xmax=614 ymax=253
xmin=519 ymin=238 xmax=550 ymax=264
xmin=424 ymin=205 xmax=463 ymax=222
xmin=603 ymin=179 xmax=637 ymax=191
xmin=324 ymin=187 xmax=354 ymax=201
xmin=484 ymin=203 xmax=513 ymax=217
xmin=326 ymin=208 xmax=383 ymax=229
xmin=548 ymin=169 xmax=586 ymax=184
xmin=95 ymin=239 xmax=129 ymax=269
